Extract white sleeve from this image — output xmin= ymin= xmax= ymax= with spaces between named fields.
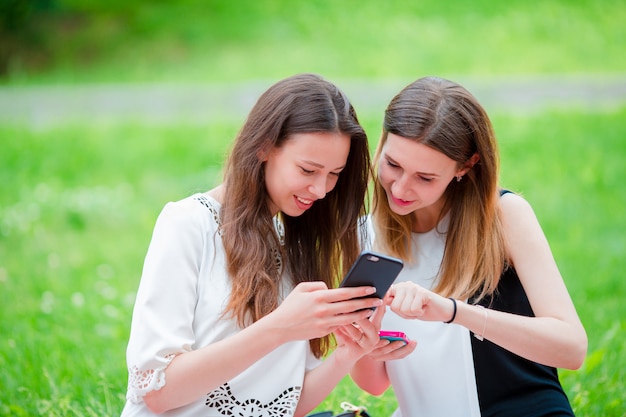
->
xmin=305 ymin=346 xmax=323 ymax=371
xmin=125 ymin=200 xmax=207 ymax=403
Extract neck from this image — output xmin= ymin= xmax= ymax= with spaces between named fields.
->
xmin=411 ymin=199 xmax=446 ymax=233
xmin=207 ymin=184 xmax=225 ymax=204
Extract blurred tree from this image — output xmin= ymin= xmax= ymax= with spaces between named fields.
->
xmin=0 ymin=0 xmax=57 ymax=76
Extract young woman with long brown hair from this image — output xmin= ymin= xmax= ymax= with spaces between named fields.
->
xmin=122 ymin=74 xmax=383 ymax=417
xmin=351 ymin=76 xmax=587 ymax=417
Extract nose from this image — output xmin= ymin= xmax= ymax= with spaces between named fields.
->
xmin=391 ymin=173 xmax=411 ymax=200
xmin=308 ymin=176 xmax=327 ymax=199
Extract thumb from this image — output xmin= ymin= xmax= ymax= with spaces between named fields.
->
xmin=370 ymin=303 xmax=386 ymax=328
xmin=293 ymin=281 xmax=328 ymax=293
xmin=384 ymin=285 xmax=396 ymax=305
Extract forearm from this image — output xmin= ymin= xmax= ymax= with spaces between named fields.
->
xmin=294 ymin=351 xmax=357 ymax=417
xmin=482 ymin=192 xmax=588 ymax=369
xmin=144 ymin=315 xmax=286 ymax=413
xmin=454 ymin=301 xmax=587 ymax=369
xmin=350 ymin=355 xmax=390 ymax=396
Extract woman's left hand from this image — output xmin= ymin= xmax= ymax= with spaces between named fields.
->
xmin=333 ymin=304 xmax=386 ymax=361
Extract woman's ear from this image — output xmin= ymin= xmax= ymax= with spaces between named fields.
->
xmin=467 ymin=152 xmax=480 ymax=168
xmin=456 ymin=153 xmax=480 ymax=177
xmin=257 ymin=145 xmax=271 ymax=162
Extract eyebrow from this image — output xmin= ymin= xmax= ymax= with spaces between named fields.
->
xmin=301 ymin=160 xmax=346 ymax=171
xmin=386 ymin=155 xmax=440 ymax=177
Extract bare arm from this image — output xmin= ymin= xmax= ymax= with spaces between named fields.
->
xmin=349 ymin=355 xmax=392 ymax=397
xmin=144 ymin=282 xmax=381 ymax=414
xmin=293 ymin=305 xmax=391 ymax=417
xmin=349 ymin=304 xmax=417 ymax=396
xmin=464 ymin=193 xmax=587 ymax=369
xmin=387 ymin=194 xmax=587 ymax=370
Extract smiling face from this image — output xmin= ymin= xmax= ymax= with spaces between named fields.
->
xmin=263 ymin=131 xmax=351 ymax=217
xmin=378 ymin=133 xmax=469 ymax=222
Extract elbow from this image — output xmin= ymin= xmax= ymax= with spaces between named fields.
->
xmin=144 ymin=403 xmax=166 ymax=415
xmin=354 ymin=384 xmax=388 ymax=397
xmin=563 ymin=329 xmax=588 ymax=370
xmin=143 ymin=390 xmax=171 ymax=415
xmin=349 ymin=363 xmax=391 ymax=396
xmin=367 ymin=385 xmax=390 ymax=397
xmin=571 ymin=332 xmax=588 ymax=370
xmin=351 ymin=375 xmax=389 ymax=397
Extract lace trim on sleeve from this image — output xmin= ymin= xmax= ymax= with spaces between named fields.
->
xmin=193 ymin=194 xmax=222 ymax=236
xmin=126 ymin=354 xmax=176 ymax=403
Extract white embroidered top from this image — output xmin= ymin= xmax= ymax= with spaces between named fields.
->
xmin=121 ymin=193 xmax=320 ymax=417
xmin=366 ymin=215 xmax=481 ymax=417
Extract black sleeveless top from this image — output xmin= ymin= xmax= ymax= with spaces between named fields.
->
xmin=470 ymin=190 xmax=575 ymax=416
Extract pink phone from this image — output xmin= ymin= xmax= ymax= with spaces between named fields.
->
xmin=379 ymin=330 xmax=410 ymax=345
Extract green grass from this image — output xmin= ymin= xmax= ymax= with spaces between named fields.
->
xmin=1 ymin=107 xmax=625 ymax=416
xmin=0 ymin=123 xmax=233 ymax=415
xmin=495 ymin=109 xmax=626 ymax=416
xmin=1 ymin=0 xmax=625 ymax=415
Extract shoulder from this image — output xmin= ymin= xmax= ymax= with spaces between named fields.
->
xmin=155 ymin=193 xmax=221 ymax=236
xmin=497 ymin=191 xmax=548 ymax=256
xmin=161 ymin=192 xmax=220 ymax=216
xmin=498 ymin=191 xmax=536 ymax=222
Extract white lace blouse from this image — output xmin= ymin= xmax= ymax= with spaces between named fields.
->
xmin=121 ymin=193 xmax=320 ymax=417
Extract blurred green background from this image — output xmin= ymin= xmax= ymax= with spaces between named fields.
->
xmin=1 ymin=0 xmax=625 ymax=416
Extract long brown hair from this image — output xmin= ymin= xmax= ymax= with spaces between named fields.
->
xmin=372 ymin=76 xmax=506 ymax=301
xmin=221 ymin=74 xmax=371 ymax=357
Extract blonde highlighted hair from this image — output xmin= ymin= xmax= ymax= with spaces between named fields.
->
xmin=372 ymin=76 xmax=507 ymax=301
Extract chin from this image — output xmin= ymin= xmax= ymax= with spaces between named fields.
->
xmin=281 ymin=207 xmax=307 ymax=218
xmin=388 ymin=200 xmax=413 ymax=215
xmin=392 ymin=208 xmax=413 ymax=217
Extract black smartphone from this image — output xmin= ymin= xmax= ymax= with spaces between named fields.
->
xmin=339 ymin=250 xmax=403 ymax=301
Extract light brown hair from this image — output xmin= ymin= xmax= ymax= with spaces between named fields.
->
xmin=372 ymin=76 xmax=506 ymax=301
xmin=221 ymin=74 xmax=371 ymax=357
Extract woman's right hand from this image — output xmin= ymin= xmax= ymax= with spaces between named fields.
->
xmin=143 ymin=281 xmax=377 ymax=413
xmin=265 ymin=281 xmax=383 ymax=342
xmin=386 ymin=281 xmax=454 ymax=322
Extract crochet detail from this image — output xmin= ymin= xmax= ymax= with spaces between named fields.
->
xmin=126 ymin=354 xmax=176 ymax=403
xmin=194 ymin=194 xmax=222 ymax=236
xmin=194 ymin=193 xmax=283 ymax=274
xmin=206 ymin=382 xmax=301 ymax=416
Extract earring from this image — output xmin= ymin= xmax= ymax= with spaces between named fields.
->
xmin=456 ymin=175 xmax=462 ymax=182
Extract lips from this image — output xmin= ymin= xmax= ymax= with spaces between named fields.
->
xmin=294 ymin=195 xmax=314 ymax=210
xmin=296 ymin=196 xmax=313 ymax=205
xmin=391 ymin=195 xmax=413 ymax=207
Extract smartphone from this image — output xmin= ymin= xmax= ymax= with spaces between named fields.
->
xmin=339 ymin=250 xmax=403 ymax=301
xmin=379 ymin=330 xmax=410 ymax=345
